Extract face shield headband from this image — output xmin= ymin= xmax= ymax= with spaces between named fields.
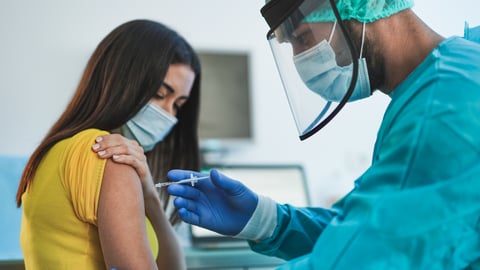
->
xmin=261 ymin=0 xmax=361 ymax=141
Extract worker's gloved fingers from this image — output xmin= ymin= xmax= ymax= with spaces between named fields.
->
xmin=210 ymin=169 xmax=252 ymax=196
xmin=168 ymin=169 xmax=207 ymax=182
xmin=177 ymin=208 xmax=200 ymax=225
xmin=210 ymin=169 xmax=258 ymax=206
xmin=210 ymin=169 xmax=238 ymax=192
xmin=168 ymin=168 xmax=259 ymax=236
xmin=167 ymin=184 xmax=202 ymax=200
xmin=173 ymin=197 xmax=198 ymax=213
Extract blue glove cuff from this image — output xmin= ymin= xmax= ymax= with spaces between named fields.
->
xmin=234 ymin=195 xmax=277 ymax=241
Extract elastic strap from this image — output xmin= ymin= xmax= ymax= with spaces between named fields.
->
xmin=328 ymin=21 xmax=337 ymax=43
xmin=360 ymin=22 xmax=366 ymax=58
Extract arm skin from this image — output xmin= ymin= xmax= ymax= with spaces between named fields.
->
xmin=98 ymin=159 xmax=157 ymax=269
xmin=95 ymin=134 xmax=185 ymax=270
xmin=144 ymin=184 xmax=186 ymax=270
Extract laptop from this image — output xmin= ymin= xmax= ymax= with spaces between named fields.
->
xmin=190 ymin=164 xmax=311 ymax=249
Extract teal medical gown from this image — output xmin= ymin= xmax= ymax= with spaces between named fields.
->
xmin=250 ymin=35 xmax=480 ymax=269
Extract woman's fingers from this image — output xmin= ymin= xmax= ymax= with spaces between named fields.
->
xmin=92 ymin=134 xmax=149 ymax=180
xmin=92 ymin=134 xmax=143 ymax=159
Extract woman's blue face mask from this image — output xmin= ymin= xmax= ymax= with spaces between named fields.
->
xmin=121 ymin=102 xmax=178 ymax=152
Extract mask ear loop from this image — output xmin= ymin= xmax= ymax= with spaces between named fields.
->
xmin=359 ymin=22 xmax=366 ymax=59
xmin=328 ymin=21 xmax=337 ymax=43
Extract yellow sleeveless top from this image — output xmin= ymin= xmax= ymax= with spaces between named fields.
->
xmin=20 ymin=129 xmax=158 ymax=269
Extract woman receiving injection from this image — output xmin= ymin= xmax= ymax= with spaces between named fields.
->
xmin=17 ymin=19 xmax=201 ymax=270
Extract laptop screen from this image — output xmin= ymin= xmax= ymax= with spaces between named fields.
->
xmin=190 ymin=164 xmax=310 ymax=248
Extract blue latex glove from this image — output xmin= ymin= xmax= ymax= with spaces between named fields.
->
xmin=166 ymin=169 xmax=258 ymax=236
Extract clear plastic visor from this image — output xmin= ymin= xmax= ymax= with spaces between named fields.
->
xmin=268 ymin=0 xmax=356 ymax=140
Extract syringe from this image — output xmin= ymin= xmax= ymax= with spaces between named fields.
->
xmin=155 ymin=175 xmax=209 ymax=188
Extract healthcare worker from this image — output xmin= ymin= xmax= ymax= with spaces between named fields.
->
xmin=167 ymin=0 xmax=480 ymax=269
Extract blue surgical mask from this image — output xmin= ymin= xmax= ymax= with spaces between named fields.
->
xmin=121 ymin=102 xmax=178 ymax=152
xmin=293 ymin=26 xmax=371 ymax=102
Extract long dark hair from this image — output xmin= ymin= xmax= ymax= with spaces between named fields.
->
xmin=16 ymin=19 xmax=201 ymax=225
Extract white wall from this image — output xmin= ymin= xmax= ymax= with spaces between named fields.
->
xmin=1 ymin=0 xmax=479 ymax=207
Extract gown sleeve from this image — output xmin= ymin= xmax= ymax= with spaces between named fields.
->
xmin=249 ymin=204 xmax=338 ymax=260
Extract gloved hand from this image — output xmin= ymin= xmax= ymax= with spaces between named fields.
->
xmin=166 ymin=169 xmax=258 ymax=236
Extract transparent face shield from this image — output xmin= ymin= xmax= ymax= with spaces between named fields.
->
xmin=262 ymin=0 xmax=360 ymax=140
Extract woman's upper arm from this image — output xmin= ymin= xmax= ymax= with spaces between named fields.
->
xmin=97 ymin=158 xmax=157 ymax=270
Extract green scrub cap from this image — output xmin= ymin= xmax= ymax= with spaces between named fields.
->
xmin=304 ymin=0 xmax=414 ymax=23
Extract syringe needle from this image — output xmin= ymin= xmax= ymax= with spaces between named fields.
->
xmin=155 ymin=175 xmax=210 ymax=188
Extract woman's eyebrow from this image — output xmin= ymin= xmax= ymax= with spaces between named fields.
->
xmin=162 ymin=82 xmax=175 ymax=93
xmin=162 ymin=81 xmax=190 ymax=100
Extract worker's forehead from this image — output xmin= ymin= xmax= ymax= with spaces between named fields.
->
xmin=293 ymin=22 xmax=333 ymax=36
xmin=276 ymin=21 xmax=334 ymax=42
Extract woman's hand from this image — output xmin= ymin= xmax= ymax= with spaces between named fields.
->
xmin=92 ymin=134 xmax=156 ymax=197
